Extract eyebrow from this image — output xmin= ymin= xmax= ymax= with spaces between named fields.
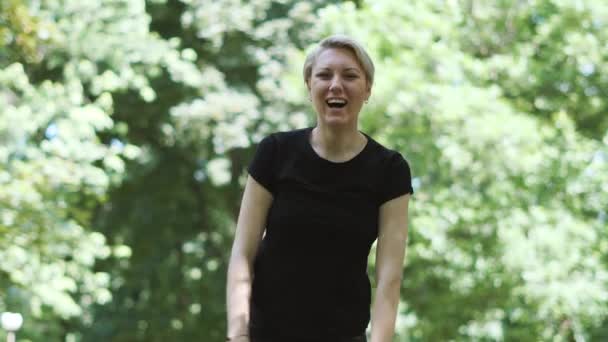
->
xmin=316 ymin=67 xmax=362 ymax=73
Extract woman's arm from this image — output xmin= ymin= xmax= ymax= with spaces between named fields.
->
xmin=226 ymin=176 xmax=273 ymax=340
xmin=370 ymin=193 xmax=411 ymax=342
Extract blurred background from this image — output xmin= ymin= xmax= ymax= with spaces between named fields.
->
xmin=1 ymin=0 xmax=607 ymax=341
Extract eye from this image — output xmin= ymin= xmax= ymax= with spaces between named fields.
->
xmin=345 ymin=74 xmax=359 ymax=79
xmin=316 ymin=72 xmax=331 ymax=79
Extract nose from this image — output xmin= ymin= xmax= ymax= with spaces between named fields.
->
xmin=329 ymin=76 xmax=343 ymax=92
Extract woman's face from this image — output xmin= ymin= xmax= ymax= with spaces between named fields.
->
xmin=307 ymin=48 xmax=371 ymax=127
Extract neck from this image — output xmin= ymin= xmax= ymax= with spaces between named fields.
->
xmin=310 ymin=123 xmax=367 ymax=161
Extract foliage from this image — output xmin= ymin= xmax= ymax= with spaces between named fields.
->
xmin=78 ymin=0 xmax=334 ymax=341
xmin=456 ymin=0 xmax=608 ymax=140
xmin=1 ymin=0 xmax=607 ymax=341
xmin=1 ymin=0 xmax=199 ymax=340
xmin=310 ymin=1 xmax=608 ymax=340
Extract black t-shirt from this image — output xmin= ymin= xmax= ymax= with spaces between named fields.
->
xmin=247 ymin=126 xmax=413 ymax=341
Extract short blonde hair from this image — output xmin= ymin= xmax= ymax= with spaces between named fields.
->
xmin=303 ymin=35 xmax=375 ymax=87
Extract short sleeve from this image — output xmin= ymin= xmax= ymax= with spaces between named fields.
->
xmin=247 ymin=134 xmax=278 ymax=194
xmin=379 ymin=152 xmax=414 ymax=204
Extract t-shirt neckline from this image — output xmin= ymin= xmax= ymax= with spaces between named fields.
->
xmin=304 ymin=126 xmax=371 ymax=166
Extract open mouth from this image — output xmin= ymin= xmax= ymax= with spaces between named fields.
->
xmin=326 ymin=98 xmax=347 ymax=108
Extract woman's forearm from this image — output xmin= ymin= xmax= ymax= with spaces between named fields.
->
xmin=226 ymin=254 xmax=254 ymax=337
xmin=370 ymin=280 xmax=401 ymax=342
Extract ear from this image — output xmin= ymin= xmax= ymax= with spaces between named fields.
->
xmin=305 ymin=80 xmax=313 ymax=101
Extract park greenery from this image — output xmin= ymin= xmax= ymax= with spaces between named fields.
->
xmin=1 ymin=0 xmax=607 ymax=341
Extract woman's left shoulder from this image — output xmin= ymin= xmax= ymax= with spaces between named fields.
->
xmin=365 ymin=135 xmax=412 ymax=168
xmin=366 ymin=137 xmax=415 ymax=201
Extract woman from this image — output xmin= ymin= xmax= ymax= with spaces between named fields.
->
xmin=226 ymin=35 xmax=413 ymax=342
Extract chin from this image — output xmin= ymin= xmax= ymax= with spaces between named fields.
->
xmin=320 ymin=115 xmax=356 ymax=127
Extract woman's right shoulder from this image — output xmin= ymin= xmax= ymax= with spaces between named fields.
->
xmin=256 ymin=127 xmax=309 ymax=147
xmin=267 ymin=127 xmax=309 ymax=141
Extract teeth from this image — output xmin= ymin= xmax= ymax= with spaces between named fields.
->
xmin=327 ymin=99 xmax=346 ymax=104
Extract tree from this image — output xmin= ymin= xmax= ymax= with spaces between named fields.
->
xmin=0 ymin=0 xmax=202 ymax=340
xmin=309 ymin=0 xmax=608 ymax=340
xmin=83 ymin=0 xmax=335 ymax=341
xmin=455 ymin=0 xmax=608 ymax=140
xmin=2 ymin=0 xmax=607 ymax=341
